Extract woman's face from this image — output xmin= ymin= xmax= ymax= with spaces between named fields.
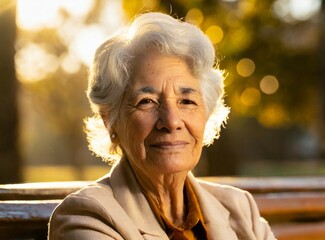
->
xmin=114 ymin=51 xmax=207 ymax=176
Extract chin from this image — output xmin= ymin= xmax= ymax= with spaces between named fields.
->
xmin=152 ymin=158 xmax=196 ymax=175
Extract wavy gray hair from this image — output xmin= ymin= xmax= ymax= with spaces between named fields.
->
xmin=85 ymin=12 xmax=229 ymax=162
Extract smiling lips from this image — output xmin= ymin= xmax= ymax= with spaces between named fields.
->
xmin=149 ymin=141 xmax=189 ymax=149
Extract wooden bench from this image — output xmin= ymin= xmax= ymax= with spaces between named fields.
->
xmin=0 ymin=177 xmax=324 ymax=240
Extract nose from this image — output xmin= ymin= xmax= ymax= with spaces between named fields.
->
xmin=156 ymin=101 xmax=184 ymax=133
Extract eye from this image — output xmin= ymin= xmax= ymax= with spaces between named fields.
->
xmin=136 ymin=98 xmax=158 ymax=110
xmin=138 ymin=98 xmax=154 ymax=105
xmin=179 ymin=99 xmax=197 ymax=105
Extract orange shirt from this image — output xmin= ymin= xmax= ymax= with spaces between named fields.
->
xmin=145 ymin=179 xmax=208 ymax=240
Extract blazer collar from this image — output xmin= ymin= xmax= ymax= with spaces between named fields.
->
xmin=109 ymin=158 xmax=169 ymax=238
xmin=187 ymin=173 xmax=238 ymax=240
xmin=108 ymin=159 xmax=237 ymax=239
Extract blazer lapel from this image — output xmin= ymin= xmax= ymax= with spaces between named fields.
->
xmin=188 ymin=173 xmax=239 ymax=240
xmin=109 ymin=159 xmax=169 ymax=239
xmin=102 ymin=159 xmax=238 ymax=239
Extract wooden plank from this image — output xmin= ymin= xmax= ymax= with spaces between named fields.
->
xmin=0 ymin=200 xmax=60 ymax=221
xmin=255 ymin=192 xmax=325 ymax=221
xmin=201 ymin=176 xmax=325 ymax=193
xmin=271 ymin=221 xmax=325 ymax=240
xmin=0 ymin=200 xmax=61 ymax=239
xmin=0 ymin=181 xmax=88 ymax=200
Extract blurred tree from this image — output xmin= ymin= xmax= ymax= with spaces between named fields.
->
xmin=22 ymin=68 xmax=92 ymax=179
xmin=208 ymin=0 xmax=323 ymax=174
xmin=0 ymin=1 xmax=22 ymax=183
xmin=16 ymin=2 xmax=107 ymax=179
xmin=318 ymin=0 xmax=325 ymax=156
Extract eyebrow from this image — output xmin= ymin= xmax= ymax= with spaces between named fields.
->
xmin=179 ymin=87 xmax=198 ymax=95
xmin=131 ymin=86 xmax=156 ymax=98
xmin=138 ymin=86 xmax=155 ymax=93
xmin=131 ymin=86 xmax=200 ymax=98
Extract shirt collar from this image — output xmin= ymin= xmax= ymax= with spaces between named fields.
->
xmin=144 ymin=178 xmax=207 ymax=238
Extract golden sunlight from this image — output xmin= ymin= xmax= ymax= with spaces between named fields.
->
xmin=16 ymin=0 xmax=93 ymax=30
xmin=15 ymin=43 xmax=59 ymax=82
xmin=68 ymin=25 xmax=108 ymax=66
xmin=16 ymin=0 xmax=124 ymax=81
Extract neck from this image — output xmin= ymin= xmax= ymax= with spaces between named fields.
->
xmin=129 ymin=161 xmax=188 ymax=225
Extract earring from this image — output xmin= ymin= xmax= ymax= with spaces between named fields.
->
xmin=111 ymin=133 xmax=116 ymax=139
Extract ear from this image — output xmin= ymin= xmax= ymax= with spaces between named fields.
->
xmin=100 ymin=112 xmax=109 ymax=128
xmin=109 ymin=125 xmax=120 ymax=144
xmin=110 ymin=132 xmax=116 ymax=142
xmin=110 ymin=133 xmax=120 ymax=146
xmin=100 ymin=111 xmax=120 ymax=144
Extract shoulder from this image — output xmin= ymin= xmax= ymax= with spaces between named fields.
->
xmin=48 ymin=177 xmax=124 ymax=239
xmin=52 ymin=175 xmax=114 ymax=217
xmin=195 ymin=178 xmax=276 ymax=239
xmin=194 ymin=179 xmax=256 ymax=221
xmin=196 ymin=178 xmax=253 ymax=206
xmin=49 ymin=178 xmax=114 ymax=220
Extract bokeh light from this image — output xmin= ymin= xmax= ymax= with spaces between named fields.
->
xmin=15 ymin=43 xmax=59 ymax=82
xmin=60 ymin=52 xmax=81 ymax=74
xmin=240 ymin=87 xmax=261 ymax=107
xmin=69 ymin=25 xmax=107 ymax=66
xmin=236 ymin=58 xmax=255 ymax=77
xmin=272 ymin=0 xmax=322 ymax=22
xmin=238 ymin=0 xmax=255 ymax=17
xmin=205 ymin=25 xmax=224 ymax=44
xmin=16 ymin=0 xmax=93 ymax=30
xmin=185 ymin=8 xmax=204 ymax=26
xmin=14 ymin=0 xmax=125 ymax=83
xmin=260 ymin=75 xmax=279 ymax=95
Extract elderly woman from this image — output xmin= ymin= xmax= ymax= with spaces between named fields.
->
xmin=48 ymin=12 xmax=275 ymax=240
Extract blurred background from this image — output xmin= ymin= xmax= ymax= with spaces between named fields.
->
xmin=0 ymin=0 xmax=324 ymax=183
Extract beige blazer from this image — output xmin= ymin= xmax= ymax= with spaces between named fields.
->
xmin=48 ymin=159 xmax=276 ymax=240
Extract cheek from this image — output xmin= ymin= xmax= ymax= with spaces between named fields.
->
xmin=190 ymin=122 xmax=205 ymax=149
xmin=190 ymin=115 xmax=207 ymax=144
xmin=131 ymin=112 xmax=156 ymax=137
xmin=188 ymin=115 xmax=206 ymax=164
xmin=118 ymin=111 xmax=157 ymax=150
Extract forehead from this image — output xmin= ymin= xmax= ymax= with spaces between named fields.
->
xmin=133 ymin=51 xmax=190 ymax=74
xmin=130 ymin=52 xmax=201 ymax=92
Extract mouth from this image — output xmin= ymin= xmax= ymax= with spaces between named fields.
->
xmin=149 ymin=141 xmax=189 ymax=149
